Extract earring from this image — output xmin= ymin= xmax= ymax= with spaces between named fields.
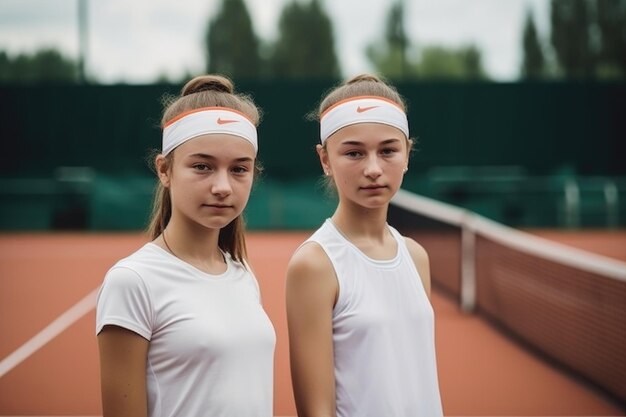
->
xmin=403 ymin=167 xmax=408 ymax=173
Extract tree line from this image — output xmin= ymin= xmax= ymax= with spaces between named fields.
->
xmin=206 ymin=0 xmax=486 ymax=81
xmin=522 ymin=0 xmax=626 ymax=79
xmin=1 ymin=0 xmax=624 ymax=83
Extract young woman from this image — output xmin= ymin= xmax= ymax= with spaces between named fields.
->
xmin=96 ymin=75 xmax=275 ymax=417
xmin=286 ymin=74 xmax=443 ymax=417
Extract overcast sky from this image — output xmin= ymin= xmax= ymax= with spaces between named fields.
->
xmin=0 ymin=0 xmax=551 ymax=83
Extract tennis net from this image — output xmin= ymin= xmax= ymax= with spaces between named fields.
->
xmin=389 ymin=188 xmax=626 ymax=403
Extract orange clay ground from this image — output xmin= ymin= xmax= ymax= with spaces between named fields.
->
xmin=0 ymin=230 xmax=624 ymax=416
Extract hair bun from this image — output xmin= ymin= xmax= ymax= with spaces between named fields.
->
xmin=182 ymin=75 xmax=234 ymax=96
xmin=345 ymin=73 xmax=382 ymax=85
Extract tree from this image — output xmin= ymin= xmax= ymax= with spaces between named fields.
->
xmin=205 ymin=0 xmax=261 ymax=78
xmin=367 ymin=1 xmax=412 ymax=79
xmin=595 ymin=0 xmax=626 ymax=77
xmin=461 ymin=45 xmax=487 ymax=80
xmin=385 ymin=1 xmax=409 ymax=77
xmin=417 ymin=45 xmax=488 ymax=80
xmin=0 ymin=49 xmax=78 ymax=83
xmin=550 ymin=0 xmax=595 ymax=77
xmin=521 ymin=9 xmax=546 ymax=79
xmin=366 ymin=44 xmax=415 ymax=79
xmin=367 ymin=2 xmax=488 ymax=80
xmin=269 ymin=0 xmax=340 ymax=78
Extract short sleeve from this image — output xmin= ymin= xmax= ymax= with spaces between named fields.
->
xmin=95 ymin=266 xmax=153 ymax=340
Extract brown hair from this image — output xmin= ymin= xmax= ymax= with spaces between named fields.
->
xmin=147 ymin=74 xmax=262 ymax=263
xmin=316 ymin=73 xmax=407 ymax=123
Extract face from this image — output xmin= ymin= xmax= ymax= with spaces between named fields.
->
xmin=318 ymin=122 xmax=409 ymax=210
xmin=157 ymin=134 xmax=256 ymax=231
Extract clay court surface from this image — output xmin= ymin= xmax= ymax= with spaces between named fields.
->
xmin=0 ymin=230 xmax=624 ymax=416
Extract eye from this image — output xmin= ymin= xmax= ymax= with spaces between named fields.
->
xmin=231 ymin=165 xmax=251 ymax=175
xmin=345 ymin=150 xmax=362 ymax=158
xmin=380 ymin=147 xmax=399 ymax=156
xmin=193 ymin=163 xmax=212 ymax=172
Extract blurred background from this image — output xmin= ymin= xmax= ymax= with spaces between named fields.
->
xmin=1 ymin=1 xmax=626 ymax=415
xmin=1 ymin=0 xmax=624 ymax=231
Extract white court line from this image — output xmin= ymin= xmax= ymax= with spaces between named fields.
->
xmin=0 ymin=288 xmax=99 ymax=378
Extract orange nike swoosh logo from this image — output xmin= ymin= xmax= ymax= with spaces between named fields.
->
xmin=356 ymin=105 xmax=379 ymax=113
xmin=217 ymin=118 xmax=239 ymax=125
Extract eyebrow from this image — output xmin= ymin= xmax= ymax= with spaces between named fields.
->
xmin=187 ymin=153 xmax=254 ymax=163
xmin=339 ymin=138 xmax=401 ymax=146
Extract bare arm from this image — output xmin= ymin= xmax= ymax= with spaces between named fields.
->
xmin=98 ymin=325 xmax=149 ymax=417
xmin=404 ymin=237 xmax=432 ymax=299
xmin=286 ymin=242 xmax=338 ymax=417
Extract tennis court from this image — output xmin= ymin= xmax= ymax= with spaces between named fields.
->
xmin=1 ymin=210 xmax=624 ymax=415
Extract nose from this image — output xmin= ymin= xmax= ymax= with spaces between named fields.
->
xmin=211 ymin=170 xmax=232 ymax=198
xmin=363 ymin=154 xmax=382 ymax=179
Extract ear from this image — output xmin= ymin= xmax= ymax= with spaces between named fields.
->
xmin=316 ymin=144 xmax=332 ymax=176
xmin=404 ymin=138 xmax=413 ymax=170
xmin=155 ymin=154 xmax=171 ymax=187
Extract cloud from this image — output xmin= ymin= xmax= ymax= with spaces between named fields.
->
xmin=88 ymin=0 xmax=214 ymax=82
xmin=0 ymin=0 xmax=78 ymax=55
xmin=0 ymin=0 xmax=551 ymax=83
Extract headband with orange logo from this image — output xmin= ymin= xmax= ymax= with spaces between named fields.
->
xmin=162 ymin=106 xmax=258 ymax=155
xmin=320 ymin=96 xmax=409 ymax=143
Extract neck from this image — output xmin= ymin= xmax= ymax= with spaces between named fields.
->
xmin=158 ymin=218 xmax=225 ymax=272
xmin=330 ymin=202 xmax=398 ymax=261
xmin=331 ymin=201 xmax=389 ymax=241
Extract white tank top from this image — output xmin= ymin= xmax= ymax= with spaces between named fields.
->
xmin=305 ymin=219 xmax=443 ymax=417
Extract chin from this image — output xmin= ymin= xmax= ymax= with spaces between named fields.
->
xmin=359 ymin=198 xmax=391 ymax=209
xmin=200 ymin=218 xmax=237 ymax=230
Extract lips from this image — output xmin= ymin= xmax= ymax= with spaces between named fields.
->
xmin=203 ymin=204 xmax=233 ymax=209
xmin=360 ymin=185 xmax=387 ymax=190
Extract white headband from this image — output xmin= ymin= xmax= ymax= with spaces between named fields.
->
xmin=162 ymin=107 xmax=257 ymax=156
xmin=320 ymin=96 xmax=409 ymax=143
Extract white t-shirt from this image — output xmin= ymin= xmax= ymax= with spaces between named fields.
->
xmin=306 ymin=220 xmax=443 ymax=417
xmin=96 ymin=243 xmax=276 ymax=417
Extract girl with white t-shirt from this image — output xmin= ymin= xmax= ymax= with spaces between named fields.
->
xmin=96 ymin=75 xmax=275 ymax=417
xmin=286 ymin=74 xmax=443 ymax=417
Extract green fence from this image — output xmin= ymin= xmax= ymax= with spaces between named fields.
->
xmin=2 ymin=172 xmax=625 ymax=231
xmin=1 ymin=80 xmax=624 ymax=230
xmin=0 ymin=174 xmax=337 ymax=231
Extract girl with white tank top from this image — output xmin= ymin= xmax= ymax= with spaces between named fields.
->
xmin=286 ymin=74 xmax=443 ymax=417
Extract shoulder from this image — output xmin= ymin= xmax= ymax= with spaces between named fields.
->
xmin=287 ymin=241 xmax=335 ymax=281
xmin=387 ymin=225 xmax=429 ymax=265
xmin=110 ymin=243 xmax=160 ymax=271
xmin=230 ymin=256 xmax=263 ymax=298
xmin=402 ymin=236 xmax=430 ymax=265
xmin=100 ymin=245 xmax=162 ymax=293
xmin=103 ymin=264 xmax=146 ymax=288
xmin=286 ymin=241 xmax=338 ymax=304
xmin=402 ymin=236 xmax=432 ymax=297
xmin=97 ymin=264 xmax=155 ymax=339
xmin=99 ymin=265 xmax=152 ymax=310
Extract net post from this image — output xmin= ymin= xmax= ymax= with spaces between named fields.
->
xmin=604 ymin=180 xmax=618 ymax=228
xmin=564 ymin=178 xmax=580 ymax=228
xmin=460 ymin=219 xmax=476 ymax=312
